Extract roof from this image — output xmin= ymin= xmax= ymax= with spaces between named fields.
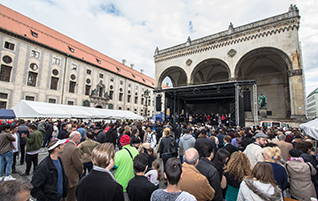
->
xmin=307 ymin=87 xmax=318 ymax=98
xmin=0 ymin=4 xmax=168 ymax=89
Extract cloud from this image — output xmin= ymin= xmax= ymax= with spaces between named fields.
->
xmin=0 ymin=0 xmax=317 ymax=96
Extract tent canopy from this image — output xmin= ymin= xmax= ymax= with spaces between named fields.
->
xmin=300 ymin=118 xmax=318 ymax=140
xmin=0 ymin=109 xmax=16 ymax=119
xmin=13 ymin=100 xmax=144 ymax=120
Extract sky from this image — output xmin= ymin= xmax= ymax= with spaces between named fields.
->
xmin=1 ymin=0 xmax=317 ymax=96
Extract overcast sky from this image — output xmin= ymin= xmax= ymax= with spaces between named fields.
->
xmin=1 ymin=0 xmax=317 ymax=96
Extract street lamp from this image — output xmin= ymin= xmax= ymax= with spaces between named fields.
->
xmin=144 ymin=89 xmax=150 ymax=119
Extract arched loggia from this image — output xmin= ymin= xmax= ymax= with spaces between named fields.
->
xmin=157 ymin=66 xmax=187 ymax=88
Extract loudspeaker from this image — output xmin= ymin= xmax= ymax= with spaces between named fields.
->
xmin=243 ymin=90 xmax=251 ymax=111
xmin=156 ymin=96 xmax=161 ymax=111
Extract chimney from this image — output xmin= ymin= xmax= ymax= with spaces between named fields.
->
xmin=140 ymin=69 xmax=144 ymax=74
xmin=122 ymin=59 xmax=126 ymax=65
xmin=130 ymin=64 xmax=134 ymax=69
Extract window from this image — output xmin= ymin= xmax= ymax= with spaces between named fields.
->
xmin=71 ymin=64 xmax=77 ymax=70
xmin=110 ymin=77 xmax=114 ymax=82
xmin=86 ymin=78 xmax=91 ymax=84
xmin=118 ymin=107 xmax=122 ymax=110
xmin=127 ymin=108 xmax=130 ymax=111
xmin=119 ymin=93 xmax=123 ymax=101
xmin=69 ymin=81 xmax=76 ymax=93
xmin=96 ymin=58 xmax=101 ymax=64
xmin=70 ymin=74 xmax=76 ymax=80
xmin=116 ymin=67 xmax=121 ymax=72
xmin=99 ymin=73 xmax=103 ymax=78
xmin=135 ymin=96 xmax=138 ymax=104
xmin=4 ymin=42 xmax=15 ymax=50
xmin=108 ymin=104 xmax=113 ymax=109
xmin=85 ymin=85 xmax=91 ymax=95
xmin=87 ymin=69 xmax=91 ymax=74
xmin=110 ymin=85 xmax=113 ymax=90
xmin=141 ymin=97 xmax=144 ymax=105
xmin=127 ymin=95 xmax=131 ymax=103
xmin=120 ymin=80 xmax=123 ymax=85
xmin=30 ymin=63 xmax=38 ymax=71
xmin=31 ymin=30 xmax=38 ymax=38
xmin=50 ymin=77 xmax=59 ymax=90
xmin=142 ymin=78 xmax=146 ymax=83
xmin=2 ymin=56 xmax=12 ymax=64
xmin=52 ymin=69 xmax=59 ymax=76
xmin=68 ymin=46 xmax=75 ymax=53
xmin=148 ymin=99 xmax=151 ymax=106
xmin=109 ymin=91 xmax=113 ymax=100
xmin=132 ymin=74 xmax=135 ymax=78
xmin=0 ymin=93 xmax=8 ymax=99
xmin=135 ymin=86 xmax=138 ymax=90
xmin=31 ymin=50 xmax=40 ymax=58
xmin=48 ymin=98 xmax=56 ymax=103
xmin=27 ymin=72 xmax=37 ymax=87
xmin=67 ymin=101 xmax=74 ymax=105
xmin=0 ymin=101 xmax=7 ymax=109
xmin=53 ymin=57 xmax=60 ymax=65
xmin=134 ymin=108 xmax=137 ymax=114
xmin=128 ymin=83 xmax=131 ymax=87
xmin=0 ymin=65 xmax=12 ymax=82
xmin=25 ymin=96 xmax=35 ymax=101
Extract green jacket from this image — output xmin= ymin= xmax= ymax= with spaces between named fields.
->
xmin=25 ymin=130 xmax=43 ymax=152
xmin=114 ymin=145 xmax=139 ymax=192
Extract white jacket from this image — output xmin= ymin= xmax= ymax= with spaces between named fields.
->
xmin=243 ymin=143 xmax=264 ymax=168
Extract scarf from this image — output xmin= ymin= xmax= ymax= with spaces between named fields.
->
xmin=288 ymin=157 xmax=304 ymax=163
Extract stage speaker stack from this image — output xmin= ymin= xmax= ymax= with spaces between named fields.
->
xmin=156 ymin=95 xmax=161 ymax=111
xmin=243 ymin=90 xmax=251 ymax=111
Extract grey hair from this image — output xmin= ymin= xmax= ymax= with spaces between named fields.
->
xmin=279 ymin=134 xmax=286 ymax=141
xmin=69 ymin=131 xmax=80 ymax=139
xmin=0 ymin=179 xmax=33 ymax=201
xmin=183 ymin=151 xmax=199 ymax=165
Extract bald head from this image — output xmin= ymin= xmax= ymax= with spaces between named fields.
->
xmin=69 ymin=131 xmax=81 ymax=144
xmin=184 ymin=148 xmax=199 ymax=166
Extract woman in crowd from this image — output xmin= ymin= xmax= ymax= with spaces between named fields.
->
xmin=262 ymin=147 xmax=288 ymax=191
xmin=223 ymin=151 xmax=251 ymax=201
xmin=158 ymin=128 xmax=176 ymax=170
xmin=237 ymin=162 xmax=283 ymax=201
xmin=213 ymin=149 xmax=230 ymax=199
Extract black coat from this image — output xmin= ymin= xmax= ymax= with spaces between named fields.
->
xmin=96 ymin=130 xmax=107 ymax=143
xmin=45 ymin=124 xmax=53 ymax=137
xmin=106 ymin=128 xmax=117 ymax=145
xmin=58 ymin=129 xmax=67 ymax=139
xmin=196 ymin=157 xmax=223 ymax=201
xmin=76 ymin=169 xmax=124 ymax=201
xmin=220 ymin=144 xmax=239 ymax=158
xmin=127 ymin=175 xmax=157 ymax=201
xmin=31 ymin=156 xmax=68 ymax=201
xmin=158 ymin=137 xmax=176 ymax=157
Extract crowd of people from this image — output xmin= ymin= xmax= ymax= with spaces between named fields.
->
xmin=0 ymin=118 xmax=317 ymax=201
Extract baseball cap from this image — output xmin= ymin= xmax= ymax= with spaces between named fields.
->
xmin=48 ymin=139 xmax=67 ymax=150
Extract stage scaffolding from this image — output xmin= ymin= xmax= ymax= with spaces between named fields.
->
xmin=154 ymin=80 xmax=257 ymax=127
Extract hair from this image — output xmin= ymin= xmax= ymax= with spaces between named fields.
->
xmin=239 ymin=130 xmax=245 ymax=137
xmin=152 ymin=160 xmax=161 ymax=180
xmin=184 ymin=150 xmax=199 ymax=165
xmin=131 ymin=128 xmax=138 ymax=135
xmin=165 ymin=157 xmax=182 ymax=185
xmin=118 ymin=127 xmax=124 ymax=135
xmin=224 ymin=151 xmax=251 ymax=182
xmin=214 ymin=149 xmax=230 ymax=170
xmin=249 ymin=162 xmax=277 ymax=187
xmin=278 ymin=134 xmax=286 ymax=141
xmin=163 ymin=127 xmax=170 ymax=137
xmin=200 ymin=129 xmax=207 ymax=136
xmin=263 ymin=147 xmax=281 ymax=161
xmin=198 ymin=141 xmax=214 ymax=158
xmin=109 ymin=123 xmax=115 ymax=128
xmin=47 ymin=139 xmax=59 ymax=154
xmin=133 ymin=153 xmax=149 ymax=173
xmin=0 ymin=179 xmax=33 ymax=201
xmin=223 ymin=135 xmax=232 ymax=143
xmin=91 ymin=143 xmax=115 ymax=168
xmin=86 ymin=132 xmax=94 ymax=139
xmin=124 ymin=126 xmax=131 ymax=135
xmin=28 ymin=124 xmax=37 ymax=130
xmin=296 ymin=141 xmax=313 ymax=153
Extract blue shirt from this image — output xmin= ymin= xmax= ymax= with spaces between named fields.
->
xmin=77 ymin=128 xmax=87 ymax=143
xmin=52 ymin=159 xmax=63 ymax=196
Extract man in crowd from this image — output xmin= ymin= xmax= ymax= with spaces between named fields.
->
xmin=93 ymin=127 xmax=107 ymax=143
xmin=17 ymin=119 xmax=29 ymax=165
xmin=37 ymin=120 xmax=46 ymax=135
xmin=275 ymin=134 xmax=293 ymax=161
xmin=11 ymin=125 xmax=19 ymax=174
xmin=144 ymin=126 xmax=156 ymax=149
xmin=178 ymin=128 xmax=195 ymax=163
xmin=60 ymin=131 xmax=83 ymax=201
xmin=179 ymin=148 xmax=215 ymax=201
xmin=77 ymin=132 xmax=100 ymax=178
xmin=194 ymin=129 xmax=218 ymax=157
xmin=0 ymin=125 xmax=16 ymax=181
xmin=114 ymin=135 xmax=139 ymax=200
xmin=196 ymin=140 xmax=223 ymax=201
xmin=106 ymin=123 xmax=117 ymax=147
xmin=151 ymin=157 xmax=196 ymax=201
xmin=220 ymin=135 xmax=239 ymax=158
xmin=127 ymin=153 xmax=157 ymax=201
xmin=216 ymin=128 xmax=225 ymax=148
xmin=76 ymin=143 xmax=124 ymax=201
xmin=58 ymin=123 xmax=68 ymax=139
xmin=77 ymin=124 xmax=86 ymax=143
xmin=31 ymin=139 xmax=68 ymax=201
xmin=21 ymin=124 xmax=43 ymax=176
xmin=42 ymin=121 xmax=53 ymax=147
xmin=0 ymin=179 xmax=33 ymax=201
xmin=243 ymin=132 xmax=268 ymax=168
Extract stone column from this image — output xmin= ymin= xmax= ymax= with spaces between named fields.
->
xmin=288 ymin=69 xmax=306 ymax=120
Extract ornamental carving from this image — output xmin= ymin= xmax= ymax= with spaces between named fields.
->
xmin=186 ymin=59 xmax=192 ymax=66
xmin=228 ymin=49 xmax=237 ymax=57
xmin=289 ymin=69 xmax=302 ymax=77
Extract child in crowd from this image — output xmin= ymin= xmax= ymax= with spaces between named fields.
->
xmin=145 ymin=161 xmax=160 ymax=188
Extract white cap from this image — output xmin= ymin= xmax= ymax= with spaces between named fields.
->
xmin=48 ymin=139 xmax=67 ymax=150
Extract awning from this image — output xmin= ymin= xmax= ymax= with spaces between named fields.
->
xmin=300 ymin=118 xmax=318 ymax=140
xmin=0 ymin=109 xmax=16 ymax=119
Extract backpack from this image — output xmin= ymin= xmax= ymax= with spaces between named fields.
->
xmin=169 ymin=137 xmax=177 ymax=157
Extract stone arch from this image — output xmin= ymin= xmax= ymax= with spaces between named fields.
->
xmin=190 ymin=58 xmax=230 ymax=85
xmin=157 ymin=66 xmax=187 ymax=88
xmin=234 ymin=47 xmax=292 ymax=119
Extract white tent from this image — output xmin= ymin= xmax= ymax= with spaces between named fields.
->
xmin=299 ymin=118 xmax=318 ymax=140
xmin=13 ymin=100 xmax=144 ymax=120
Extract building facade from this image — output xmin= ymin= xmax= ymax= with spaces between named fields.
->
xmin=0 ymin=4 xmax=161 ymax=118
xmin=306 ymin=88 xmax=318 ymax=119
xmin=154 ymin=5 xmax=306 ymax=123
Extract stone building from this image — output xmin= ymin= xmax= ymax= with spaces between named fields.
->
xmin=0 ymin=4 xmax=164 ymax=118
xmin=154 ymin=5 xmax=306 ymax=124
xmin=306 ymin=88 xmax=318 ymax=119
